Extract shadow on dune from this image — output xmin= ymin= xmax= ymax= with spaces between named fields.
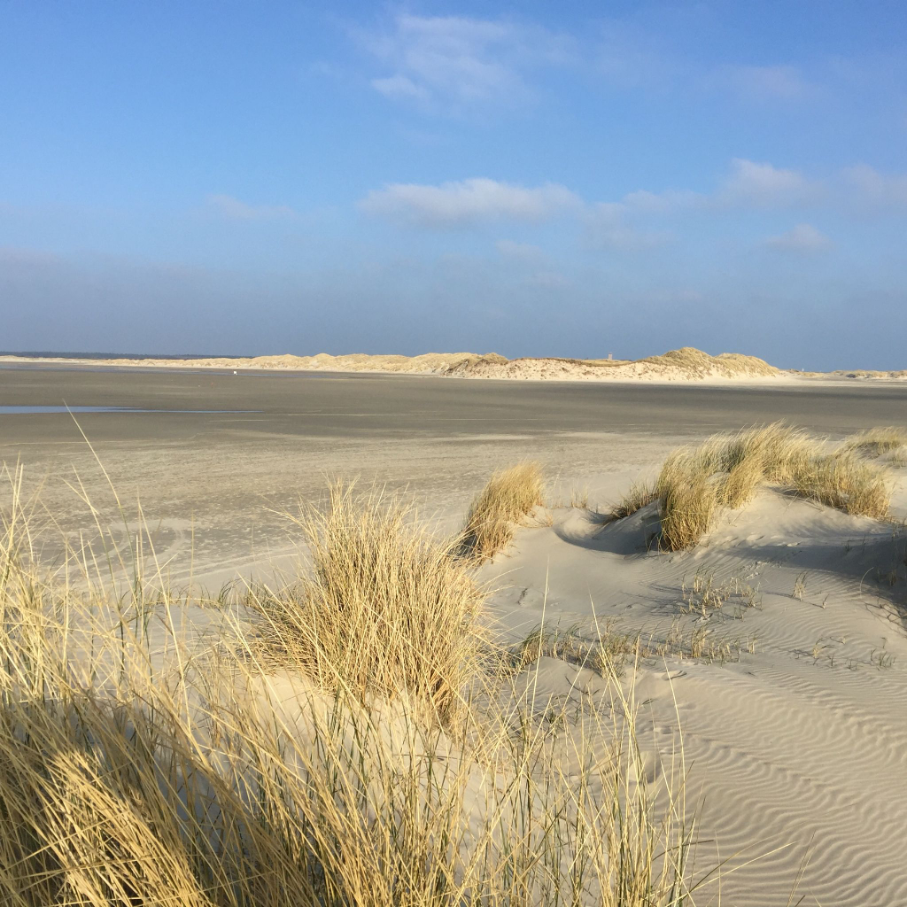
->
xmin=737 ymin=528 xmax=907 ymax=626
xmin=551 ymin=504 xmax=661 ymax=557
xmin=553 ymin=506 xmax=906 ymax=627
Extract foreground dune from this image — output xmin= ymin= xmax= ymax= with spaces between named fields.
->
xmin=3 ymin=346 xmax=905 ymax=382
xmin=478 ymin=483 xmax=906 ymax=905
xmin=0 ymin=424 xmax=904 ymax=905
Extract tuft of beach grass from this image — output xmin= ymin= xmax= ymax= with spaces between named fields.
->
xmin=0 ymin=468 xmax=708 ymax=907
xmin=610 ymin=423 xmax=893 ymax=551
xmin=460 ymin=462 xmax=545 ymax=561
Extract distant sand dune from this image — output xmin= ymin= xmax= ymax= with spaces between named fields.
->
xmin=2 ymin=347 xmax=904 ymax=382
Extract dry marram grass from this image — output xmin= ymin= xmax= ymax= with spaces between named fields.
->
xmin=654 ymin=450 xmax=719 ymax=551
xmin=460 ymin=462 xmax=545 ymax=561
xmin=0 ymin=468 xmax=705 ymax=907
xmin=610 ymin=481 xmax=659 ymax=520
xmin=246 ymin=483 xmax=483 ymax=727
xmin=610 ymin=424 xmax=893 ymax=551
xmin=839 ymin=426 xmax=907 ymax=457
xmin=792 ymin=452 xmax=890 ymax=520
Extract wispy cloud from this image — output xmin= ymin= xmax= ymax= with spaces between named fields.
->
xmin=361 ymin=158 xmax=900 ymax=242
xmin=360 ymin=179 xmax=581 ymax=228
xmin=207 ymin=194 xmax=296 ymax=221
xmin=371 ymin=74 xmax=430 ymax=102
xmin=358 ymin=14 xmax=573 ymax=112
xmin=621 ymin=188 xmax=705 ymax=214
xmin=764 ymin=223 xmax=831 ymax=253
xmin=718 ymin=159 xmax=820 ymax=208
xmin=586 ymin=202 xmax=675 ymax=250
xmin=840 ymin=164 xmax=906 ymax=211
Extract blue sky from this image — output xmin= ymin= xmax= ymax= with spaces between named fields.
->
xmin=1 ymin=1 xmax=904 ymax=369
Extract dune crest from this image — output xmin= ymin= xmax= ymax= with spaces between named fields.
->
xmin=2 ymin=347 xmax=904 ymax=382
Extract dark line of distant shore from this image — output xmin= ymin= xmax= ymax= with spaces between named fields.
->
xmin=0 ymin=352 xmax=251 ymax=361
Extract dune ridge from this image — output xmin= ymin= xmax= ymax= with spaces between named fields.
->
xmin=2 ymin=346 xmax=904 ymax=382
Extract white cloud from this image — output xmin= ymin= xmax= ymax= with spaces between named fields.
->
xmin=360 ymin=14 xmax=572 ymax=111
xmin=764 ymin=223 xmax=831 ymax=253
xmin=590 ymin=225 xmax=674 ymax=251
xmin=371 ymin=74 xmax=430 ymax=101
xmin=840 ymin=165 xmax=906 ymax=210
xmin=207 ymin=194 xmax=296 ymax=221
xmin=360 ymin=179 xmax=581 ymax=228
xmin=360 ymin=157 xmax=892 ymax=239
xmin=581 ymin=161 xmax=819 ymax=224
xmin=586 ymin=202 xmax=674 ymax=250
xmin=719 ymin=159 xmax=819 ymax=207
xmin=721 ymin=64 xmax=812 ymax=100
xmin=621 ymin=188 xmax=705 ymax=214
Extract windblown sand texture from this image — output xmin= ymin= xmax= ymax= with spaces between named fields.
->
xmin=0 ymin=394 xmax=904 ymax=904
xmin=476 ymin=437 xmax=906 ymax=905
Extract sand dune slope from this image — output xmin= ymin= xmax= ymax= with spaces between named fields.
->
xmin=7 ymin=347 xmax=902 ymax=382
xmin=478 ymin=488 xmax=907 ymax=906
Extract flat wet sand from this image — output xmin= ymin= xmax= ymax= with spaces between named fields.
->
xmin=0 ymin=365 xmax=904 ymax=586
xmin=1 ymin=365 xmax=904 ymax=442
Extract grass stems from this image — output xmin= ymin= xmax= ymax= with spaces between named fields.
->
xmin=460 ymin=463 xmax=545 ymax=561
xmin=0 ymin=471 xmax=702 ymax=907
xmin=244 ymin=482 xmax=484 ymax=728
xmin=611 ymin=423 xmax=895 ymax=551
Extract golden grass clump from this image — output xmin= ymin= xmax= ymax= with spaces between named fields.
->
xmin=0 ymin=470 xmax=705 ymax=907
xmin=609 ymin=481 xmax=658 ymax=520
xmin=654 ymin=450 xmax=718 ymax=552
xmin=245 ymin=482 xmax=484 ymax=727
xmin=839 ymin=426 xmax=907 ymax=457
xmin=705 ymin=422 xmax=814 ymax=482
xmin=716 ymin=454 xmax=765 ymax=508
xmin=612 ymin=423 xmax=893 ymax=552
xmin=793 ymin=452 xmax=891 ymax=520
xmin=460 ymin=462 xmax=545 ymax=561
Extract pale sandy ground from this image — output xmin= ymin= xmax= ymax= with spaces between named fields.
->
xmin=475 ymin=469 xmax=907 ymax=906
xmin=92 ymin=453 xmax=907 ymax=906
xmin=2 ymin=368 xmax=905 ymax=905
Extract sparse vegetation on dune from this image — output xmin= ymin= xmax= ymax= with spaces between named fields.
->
xmin=611 ymin=423 xmax=896 ymax=550
xmin=511 ymin=615 xmax=756 ymax=678
xmin=792 ymin=452 xmax=891 ymax=520
xmin=609 ymin=481 xmax=659 ymax=520
xmin=460 ymin=462 xmax=545 ymax=561
xmin=0 ymin=472 xmax=702 ymax=907
xmin=245 ymin=483 xmax=484 ymax=728
xmin=639 ymin=346 xmax=779 ymax=378
xmin=839 ymin=426 xmax=907 ymax=457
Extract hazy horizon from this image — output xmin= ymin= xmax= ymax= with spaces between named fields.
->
xmin=1 ymin=2 xmax=905 ymax=371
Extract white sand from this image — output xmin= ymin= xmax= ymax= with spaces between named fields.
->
xmin=7 ymin=402 xmax=903 ymax=903
xmin=475 ymin=472 xmax=907 ymax=905
xmin=138 ymin=454 xmax=906 ymax=904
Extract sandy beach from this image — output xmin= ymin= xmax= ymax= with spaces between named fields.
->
xmin=2 ymin=362 xmax=904 ymax=587
xmin=0 ymin=363 xmax=904 ymax=904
